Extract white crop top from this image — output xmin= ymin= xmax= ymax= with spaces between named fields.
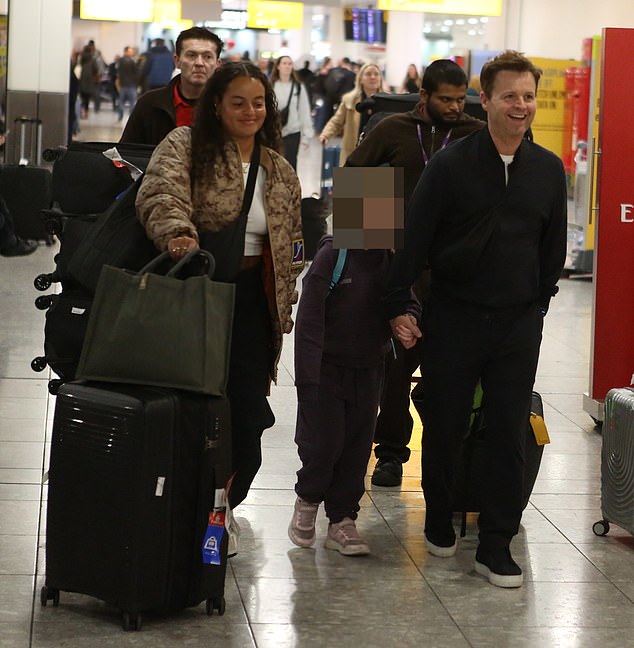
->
xmin=242 ymin=163 xmax=268 ymax=256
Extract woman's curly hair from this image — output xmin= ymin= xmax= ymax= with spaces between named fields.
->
xmin=191 ymin=61 xmax=282 ymax=185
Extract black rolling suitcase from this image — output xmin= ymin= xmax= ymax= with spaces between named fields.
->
xmin=0 ymin=117 xmax=53 ymax=242
xmin=41 ymin=382 xmax=232 ymax=631
xmin=411 ymin=385 xmax=546 ymax=535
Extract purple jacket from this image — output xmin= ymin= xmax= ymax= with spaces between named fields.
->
xmin=294 ymin=236 xmax=419 ymax=400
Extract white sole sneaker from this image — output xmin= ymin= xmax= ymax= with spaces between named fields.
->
xmin=424 ymin=535 xmax=457 ymax=558
xmin=324 ymin=538 xmax=370 ymax=556
xmin=475 ymin=559 xmax=523 ymax=588
xmin=288 ymin=523 xmax=316 ymax=548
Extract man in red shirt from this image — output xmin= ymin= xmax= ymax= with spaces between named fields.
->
xmin=120 ymin=27 xmax=223 ymax=145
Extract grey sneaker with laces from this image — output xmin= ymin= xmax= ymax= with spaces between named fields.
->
xmin=288 ymin=497 xmax=320 ymax=548
xmin=325 ymin=517 xmax=370 ymax=556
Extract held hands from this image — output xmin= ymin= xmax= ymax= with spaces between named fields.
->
xmin=167 ymin=235 xmax=199 ymax=260
xmin=390 ymin=314 xmax=422 ymax=349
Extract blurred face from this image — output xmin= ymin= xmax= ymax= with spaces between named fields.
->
xmin=408 ymin=65 xmax=417 ymax=78
xmin=421 ymin=83 xmax=466 ymax=124
xmin=481 ymin=70 xmax=536 ymax=144
xmin=361 ymin=66 xmax=381 ymax=95
xmin=216 ymin=76 xmax=267 ymax=142
xmin=277 ymin=57 xmax=293 ymax=79
xmin=175 ymin=38 xmax=220 ymax=95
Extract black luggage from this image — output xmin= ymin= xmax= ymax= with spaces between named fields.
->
xmin=411 ymin=385 xmax=545 ymax=535
xmin=301 ymin=195 xmax=328 ymax=261
xmin=46 ymin=140 xmax=155 ymax=215
xmin=41 ymin=382 xmax=232 ymax=631
xmin=0 ymin=165 xmax=52 ymax=242
xmin=0 ymin=117 xmax=53 ymax=242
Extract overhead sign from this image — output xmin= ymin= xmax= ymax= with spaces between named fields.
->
xmin=80 ymin=0 xmax=153 ymax=21
xmin=246 ymin=1 xmax=303 ymax=30
xmin=377 ymin=0 xmax=501 ymax=15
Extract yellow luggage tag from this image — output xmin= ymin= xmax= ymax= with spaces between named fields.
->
xmin=530 ymin=412 xmax=550 ymax=445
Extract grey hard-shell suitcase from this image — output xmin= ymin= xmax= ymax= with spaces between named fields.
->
xmin=593 ymin=387 xmax=634 ymax=537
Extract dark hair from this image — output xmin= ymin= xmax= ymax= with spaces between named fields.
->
xmin=191 ymin=62 xmax=282 ymax=185
xmin=421 ymin=59 xmax=468 ymax=94
xmin=480 ymin=50 xmax=541 ymax=98
xmin=269 ymin=56 xmax=299 ymax=84
xmin=175 ymin=27 xmax=224 ymax=58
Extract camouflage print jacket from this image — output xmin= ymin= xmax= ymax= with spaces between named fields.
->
xmin=136 ymin=126 xmax=303 ymax=382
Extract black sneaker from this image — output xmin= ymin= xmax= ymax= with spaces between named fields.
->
xmin=371 ymin=458 xmax=403 ymax=487
xmin=1 ymin=238 xmax=37 ymax=257
xmin=475 ymin=546 xmax=523 ymax=588
xmin=424 ymin=526 xmax=457 ymax=557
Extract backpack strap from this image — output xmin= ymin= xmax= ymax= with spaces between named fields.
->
xmin=329 ymin=248 xmax=348 ymax=292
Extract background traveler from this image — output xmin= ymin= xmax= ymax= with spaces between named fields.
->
xmin=121 ymin=27 xmax=223 ymax=145
xmin=270 ymin=55 xmax=314 ymax=170
xmin=319 ymin=62 xmax=386 ymax=166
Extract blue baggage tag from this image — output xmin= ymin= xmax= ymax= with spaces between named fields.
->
xmin=202 ymin=511 xmax=225 ymax=565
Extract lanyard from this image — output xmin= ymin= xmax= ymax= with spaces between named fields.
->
xmin=417 ymin=123 xmax=452 ymax=166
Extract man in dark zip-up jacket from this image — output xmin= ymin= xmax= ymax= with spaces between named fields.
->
xmin=384 ymin=51 xmax=567 ymax=588
xmin=346 ymin=60 xmax=485 ymax=488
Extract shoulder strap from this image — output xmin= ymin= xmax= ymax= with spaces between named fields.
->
xmin=284 ymin=81 xmax=295 ymax=111
xmin=329 ymin=248 xmax=348 ymax=292
xmin=240 ymin=141 xmax=260 ymax=219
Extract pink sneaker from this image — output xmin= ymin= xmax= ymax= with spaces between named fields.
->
xmin=288 ymin=497 xmax=319 ymax=548
xmin=325 ymin=517 xmax=370 ymax=556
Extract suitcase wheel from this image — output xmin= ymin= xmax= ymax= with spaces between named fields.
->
xmin=40 ymin=586 xmax=60 ymax=607
xmin=121 ymin=611 xmax=142 ymax=632
xmin=48 ymin=379 xmax=63 ymax=395
xmin=34 ymin=273 xmax=53 ymax=291
xmin=31 ymin=357 xmax=48 ymax=372
xmin=592 ymin=519 xmax=610 ymax=536
xmin=34 ymin=294 xmax=55 ymax=311
xmin=205 ymin=596 xmax=226 ymax=616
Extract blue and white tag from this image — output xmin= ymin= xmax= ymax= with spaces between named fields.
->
xmin=202 ymin=511 xmax=225 ymax=565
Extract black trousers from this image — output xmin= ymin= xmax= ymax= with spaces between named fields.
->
xmin=282 ymin=132 xmax=301 ymax=171
xmin=420 ymin=294 xmax=543 ymax=549
xmin=373 ymin=340 xmax=422 ymax=463
xmin=294 ymin=361 xmax=383 ymax=523
xmin=227 ymin=265 xmax=275 ymax=509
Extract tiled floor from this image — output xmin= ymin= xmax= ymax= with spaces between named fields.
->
xmin=1 ymin=106 xmax=633 ymax=647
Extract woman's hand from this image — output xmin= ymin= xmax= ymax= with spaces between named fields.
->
xmin=319 ymin=133 xmax=329 ymax=144
xmin=167 ymin=235 xmax=199 ymax=260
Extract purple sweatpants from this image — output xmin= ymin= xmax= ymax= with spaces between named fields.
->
xmin=294 ymin=360 xmax=383 ymax=523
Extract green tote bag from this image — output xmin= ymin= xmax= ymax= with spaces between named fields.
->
xmin=76 ymin=250 xmax=235 ymax=396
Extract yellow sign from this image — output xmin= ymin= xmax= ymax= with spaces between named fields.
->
xmin=246 ymin=1 xmax=303 ymax=30
xmin=585 ymin=36 xmax=602 ymax=251
xmin=80 ymin=0 xmax=153 ymax=21
xmin=377 ymin=0 xmax=501 ymax=15
xmin=531 ymin=57 xmax=580 ymax=158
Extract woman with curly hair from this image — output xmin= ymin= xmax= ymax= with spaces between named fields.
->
xmin=137 ymin=62 xmax=304 ymax=516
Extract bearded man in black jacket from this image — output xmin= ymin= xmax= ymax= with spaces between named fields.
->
xmin=384 ymin=51 xmax=567 ymax=588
